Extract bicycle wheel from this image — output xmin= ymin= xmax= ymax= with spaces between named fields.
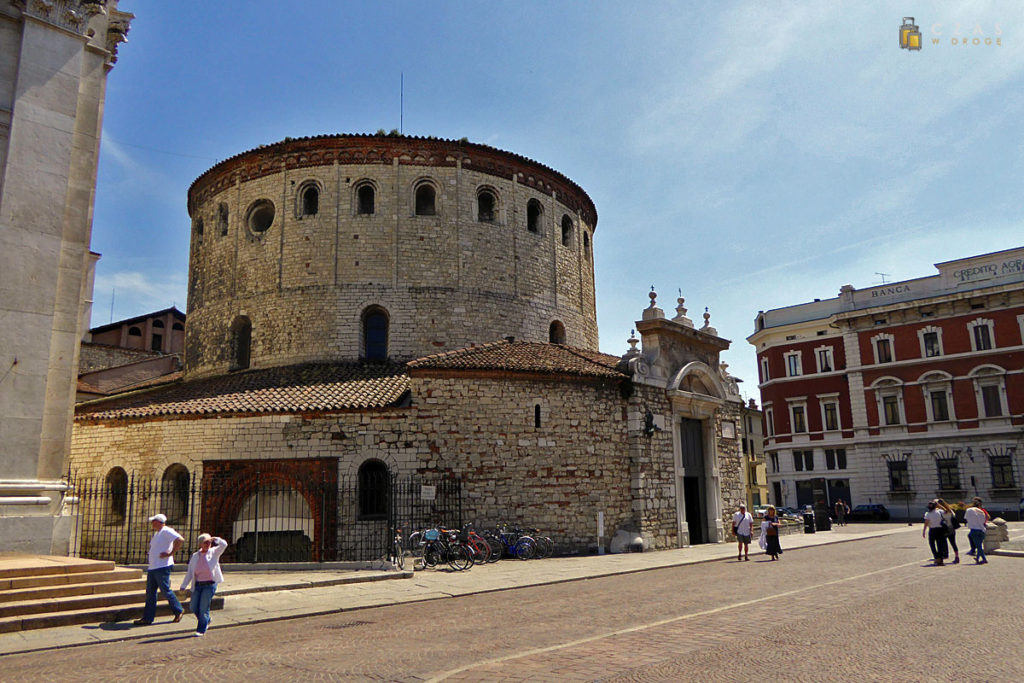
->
xmin=483 ymin=534 xmax=503 ymax=562
xmin=393 ymin=542 xmax=406 ymax=570
xmin=423 ymin=541 xmax=443 ymax=568
xmin=447 ymin=544 xmax=472 ymax=571
xmin=467 ymin=537 xmax=491 ymax=564
xmin=513 ymin=537 xmax=536 ymax=560
xmin=533 ymin=536 xmax=554 ymax=559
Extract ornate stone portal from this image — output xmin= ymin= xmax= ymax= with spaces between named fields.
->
xmin=623 ymin=290 xmax=744 ymax=548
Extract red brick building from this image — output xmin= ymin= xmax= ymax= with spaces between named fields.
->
xmin=748 ymin=247 xmax=1024 ymax=520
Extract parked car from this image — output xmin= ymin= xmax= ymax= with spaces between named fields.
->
xmin=753 ymin=506 xmax=769 ymax=518
xmin=776 ymin=506 xmax=802 ymax=519
xmin=848 ymin=504 xmax=891 ymax=521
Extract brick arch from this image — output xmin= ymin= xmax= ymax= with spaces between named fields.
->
xmin=201 ymin=458 xmax=337 ymax=562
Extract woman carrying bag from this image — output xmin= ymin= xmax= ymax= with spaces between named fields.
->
xmin=761 ymin=506 xmax=783 ymax=560
xmin=179 ymin=534 xmax=228 ymax=636
xmin=936 ymin=499 xmax=960 ymax=564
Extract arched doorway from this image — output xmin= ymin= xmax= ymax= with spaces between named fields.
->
xmin=233 ymin=484 xmax=314 ymax=562
xmin=668 ymin=361 xmax=728 ymax=546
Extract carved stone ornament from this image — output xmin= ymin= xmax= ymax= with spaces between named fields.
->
xmin=15 ymin=1 xmax=110 ymax=34
xmin=105 ymin=8 xmax=132 ymax=64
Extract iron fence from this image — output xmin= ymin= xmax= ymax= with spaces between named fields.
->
xmin=68 ymin=469 xmax=461 ymax=565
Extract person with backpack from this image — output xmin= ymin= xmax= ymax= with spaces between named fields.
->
xmin=936 ymin=499 xmax=960 ymax=564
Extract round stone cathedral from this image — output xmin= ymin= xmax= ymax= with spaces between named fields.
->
xmin=184 ymin=134 xmax=598 ymax=378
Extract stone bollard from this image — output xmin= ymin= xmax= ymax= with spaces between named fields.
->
xmin=982 ymin=517 xmax=1009 ymax=553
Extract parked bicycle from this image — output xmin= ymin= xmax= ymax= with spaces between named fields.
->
xmin=486 ymin=523 xmax=537 ymax=560
xmin=419 ymin=526 xmax=473 ymax=571
xmin=389 ymin=527 xmax=406 ymax=570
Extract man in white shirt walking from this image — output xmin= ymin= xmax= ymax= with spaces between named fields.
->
xmin=134 ymin=513 xmax=185 ymax=625
xmin=733 ymin=504 xmax=754 ymax=561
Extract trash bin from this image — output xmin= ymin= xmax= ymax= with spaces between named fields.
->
xmin=815 ymin=512 xmax=832 ymax=532
xmin=803 ymin=511 xmax=816 ymax=534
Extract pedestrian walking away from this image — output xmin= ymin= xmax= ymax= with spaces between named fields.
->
xmin=936 ymin=498 xmax=960 ymax=564
xmin=180 ymin=533 xmax=229 ymax=636
xmin=761 ymin=505 xmax=782 ymax=560
xmin=923 ymin=500 xmax=948 ymax=566
xmin=964 ymin=498 xmax=989 ymax=565
xmin=966 ymin=497 xmax=990 ymax=557
xmin=134 ymin=513 xmax=184 ymax=625
xmin=834 ymin=499 xmax=847 ymax=527
xmin=733 ymin=504 xmax=753 ymax=561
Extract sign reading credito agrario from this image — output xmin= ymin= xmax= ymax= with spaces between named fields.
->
xmin=953 ymin=257 xmax=1024 ymax=283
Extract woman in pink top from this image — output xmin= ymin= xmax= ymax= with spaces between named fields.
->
xmin=180 ymin=534 xmax=228 ymax=636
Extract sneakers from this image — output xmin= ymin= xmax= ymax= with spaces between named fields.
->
xmin=132 ymin=619 xmax=153 ymax=626
xmin=193 ymin=632 xmax=204 ymax=637
xmin=935 ymin=559 xmax=944 ymax=566
xmin=952 ymin=557 xmax=959 ymax=565
xmin=172 ymin=611 xmax=183 ymax=623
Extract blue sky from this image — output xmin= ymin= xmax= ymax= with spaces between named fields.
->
xmin=92 ymin=1 xmax=1024 ymax=400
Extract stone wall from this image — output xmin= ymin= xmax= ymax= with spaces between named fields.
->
xmin=71 ymin=371 xmax=634 ymax=554
xmin=184 ymin=136 xmax=599 ymax=377
xmin=79 ymin=344 xmax=161 ymax=373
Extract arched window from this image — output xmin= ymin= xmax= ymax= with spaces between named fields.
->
xmin=161 ymin=464 xmax=190 ymax=523
xmin=230 ymin=315 xmax=252 ymax=370
xmin=152 ymin=319 xmax=165 ymax=329
xmin=561 ymin=215 xmax=573 ymax=247
xmin=172 ymin=322 xmax=184 ymax=331
xmin=583 ymin=231 xmax=590 ymax=257
xmin=218 ymin=203 xmax=229 ymax=236
xmin=106 ymin=467 xmax=128 ymax=524
xmin=527 ymin=199 xmax=542 ymax=233
xmin=358 ymin=460 xmax=389 ymax=520
xmin=357 ymin=184 xmax=375 ymax=215
xmin=477 ymin=189 xmax=496 ymax=222
xmin=301 ymin=184 xmax=319 ymax=217
xmin=549 ymin=320 xmax=566 ymax=344
xmin=415 ymin=184 xmax=436 ymax=216
xmin=128 ymin=326 xmax=142 ymax=337
xmin=362 ymin=307 xmax=389 ymax=360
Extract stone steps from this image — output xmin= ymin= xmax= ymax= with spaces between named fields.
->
xmin=0 ymin=577 xmax=145 ymax=603
xmin=0 ymin=554 xmax=222 ymax=633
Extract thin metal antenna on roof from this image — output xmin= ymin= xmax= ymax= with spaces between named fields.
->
xmin=400 ymin=72 xmax=404 ymax=135
xmin=875 ymin=272 xmax=890 ymax=284
xmin=109 ymin=288 xmax=115 ymax=324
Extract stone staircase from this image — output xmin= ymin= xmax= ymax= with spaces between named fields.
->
xmin=0 ymin=554 xmax=221 ymax=633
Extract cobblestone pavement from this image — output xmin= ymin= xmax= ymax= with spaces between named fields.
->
xmin=4 ymin=529 xmax=1022 ymax=682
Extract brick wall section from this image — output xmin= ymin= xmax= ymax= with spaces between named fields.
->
xmin=201 ymin=458 xmax=337 ymax=562
xmin=184 ymin=136 xmax=599 ymax=377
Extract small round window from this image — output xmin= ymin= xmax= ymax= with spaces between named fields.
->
xmin=246 ymin=199 xmax=276 ymax=234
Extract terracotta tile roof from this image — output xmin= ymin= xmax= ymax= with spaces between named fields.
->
xmin=75 ymin=362 xmax=410 ymax=421
xmin=407 ymin=340 xmax=626 ymax=378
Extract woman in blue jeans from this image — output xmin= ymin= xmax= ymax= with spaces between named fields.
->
xmin=180 ymin=534 xmax=228 ymax=636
